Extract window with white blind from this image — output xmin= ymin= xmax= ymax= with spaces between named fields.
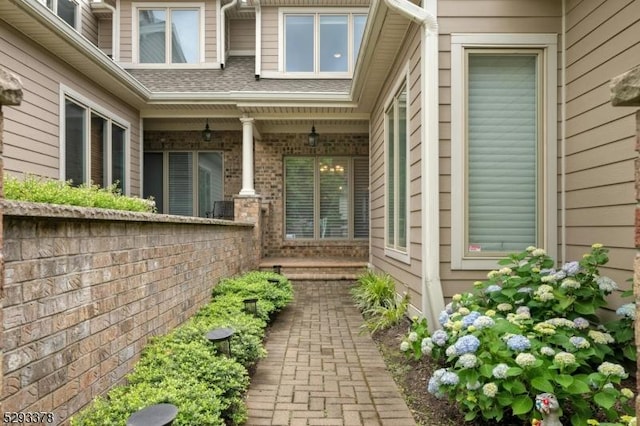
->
xmin=450 ymin=34 xmax=557 ymax=270
xmin=143 ymin=151 xmax=223 ymax=217
xmin=385 ymin=79 xmax=408 ymax=258
xmin=62 ymin=89 xmax=130 ymax=193
xmin=284 ymin=156 xmax=369 ymax=240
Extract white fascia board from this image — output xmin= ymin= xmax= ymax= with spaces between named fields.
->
xmin=148 ymin=91 xmax=353 ymax=103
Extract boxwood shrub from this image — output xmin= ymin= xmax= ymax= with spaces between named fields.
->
xmin=71 ymin=271 xmax=293 ymax=426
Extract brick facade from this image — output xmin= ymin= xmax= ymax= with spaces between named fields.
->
xmin=1 ymin=202 xmax=258 ymax=424
xmin=145 ymin=130 xmax=370 ymax=259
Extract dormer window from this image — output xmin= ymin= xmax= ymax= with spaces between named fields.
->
xmin=134 ymin=4 xmax=204 ymax=65
xmin=281 ymin=10 xmax=367 ymax=77
xmin=42 ymin=0 xmax=78 ymax=28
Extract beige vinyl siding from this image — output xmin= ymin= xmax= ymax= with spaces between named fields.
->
xmin=261 ymin=6 xmax=278 ymax=72
xmin=98 ymin=18 xmax=113 ymax=55
xmin=229 ymin=18 xmax=254 ymax=53
xmin=118 ymin=0 xmax=218 ymax=64
xmin=369 ymin=26 xmax=424 ymax=309
xmin=564 ymin=0 xmax=638 ymax=289
xmin=436 ymin=0 xmax=562 ymax=299
xmin=0 ymin=23 xmax=142 ymax=195
xmin=80 ymin=0 xmax=99 ymax=45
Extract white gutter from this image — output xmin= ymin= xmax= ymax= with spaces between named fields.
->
xmin=382 ymin=0 xmax=444 ymax=331
xmin=219 ymin=0 xmax=239 ymax=69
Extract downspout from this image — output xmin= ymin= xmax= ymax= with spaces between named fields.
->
xmin=219 ymin=0 xmax=239 ymax=69
xmin=560 ymin=0 xmax=567 ymax=264
xmin=255 ymin=0 xmax=261 ymax=79
xmin=382 ymin=0 xmax=444 ymax=331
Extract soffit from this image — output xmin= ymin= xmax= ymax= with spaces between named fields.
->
xmin=250 ymin=0 xmax=370 ymax=6
xmin=144 ymin=117 xmax=369 ymax=133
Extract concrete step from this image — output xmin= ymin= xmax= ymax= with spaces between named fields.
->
xmin=258 ymin=257 xmax=368 ymax=281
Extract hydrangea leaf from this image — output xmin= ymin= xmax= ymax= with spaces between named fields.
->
xmin=531 ymin=377 xmax=554 ymax=393
xmin=511 ymin=395 xmax=533 ymax=415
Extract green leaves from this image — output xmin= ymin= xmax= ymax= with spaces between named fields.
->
xmin=511 ymin=395 xmax=533 ymax=415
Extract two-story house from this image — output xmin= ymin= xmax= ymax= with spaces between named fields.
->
xmin=1 ymin=0 xmax=638 ymax=418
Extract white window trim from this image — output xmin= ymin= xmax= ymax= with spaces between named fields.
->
xmin=39 ymin=0 xmax=81 ymax=31
xmin=276 ymin=7 xmax=368 ymax=79
xmin=384 ymin=64 xmax=410 ymax=264
xmin=130 ymin=2 xmax=208 ymax=68
xmin=450 ymin=33 xmax=557 ymax=270
xmin=59 ymin=84 xmax=131 ymax=194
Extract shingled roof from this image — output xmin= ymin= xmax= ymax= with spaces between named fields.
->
xmin=127 ymin=56 xmax=352 ymax=94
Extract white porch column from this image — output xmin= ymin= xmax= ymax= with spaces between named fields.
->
xmin=239 ymin=115 xmax=256 ymax=197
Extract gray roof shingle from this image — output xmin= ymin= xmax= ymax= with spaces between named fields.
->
xmin=127 ymin=56 xmax=352 ymax=94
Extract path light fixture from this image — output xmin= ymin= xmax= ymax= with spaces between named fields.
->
xmin=243 ymin=297 xmax=258 ymax=315
xmin=126 ymin=403 xmax=178 ymax=426
xmin=206 ymin=327 xmax=235 ymax=356
xmin=272 ymin=265 xmax=282 ymax=274
xmin=308 ymin=123 xmax=319 ymax=147
xmin=267 ymin=278 xmax=280 ymax=286
xmin=202 ymin=118 xmax=213 ymax=142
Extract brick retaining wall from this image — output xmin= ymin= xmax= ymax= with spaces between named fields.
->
xmin=1 ymin=201 xmax=258 ymax=424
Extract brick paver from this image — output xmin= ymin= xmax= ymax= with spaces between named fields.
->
xmin=245 ymin=281 xmax=417 ymax=426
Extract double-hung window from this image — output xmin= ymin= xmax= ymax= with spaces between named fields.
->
xmin=135 ymin=4 xmax=202 ymax=64
xmin=281 ymin=10 xmax=367 ymax=76
xmin=62 ymin=88 xmax=129 ymax=192
xmin=284 ymin=157 xmax=369 ymax=240
xmin=450 ymin=34 xmax=557 ymax=269
xmin=385 ymin=79 xmax=408 ymax=259
xmin=143 ymin=151 xmax=224 ymax=217
xmin=41 ymin=0 xmax=78 ymax=28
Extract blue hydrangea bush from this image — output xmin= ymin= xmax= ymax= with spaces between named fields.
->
xmin=402 ymin=244 xmax=636 ymax=425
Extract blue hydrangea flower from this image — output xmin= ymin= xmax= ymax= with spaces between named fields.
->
xmin=432 ymin=330 xmax=448 ymax=347
xmin=573 ymin=317 xmax=590 ymax=329
xmin=440 ymin=371 xmax=460 ymax=386
xmin=569 ymin=336 xmax=590 ymax=349
xmin=453 ymin=335 xmax=480 ymax=355
xmin=438 ymin=311 xmax=450 ymax=326
xmin=462 ymin=311 xmax=481 ymax=328
xmin=562 ymin=261 xmax=581 ymax=276
xmin=485 ymin=285 xmax=502 ymax=293
xmin=506 ymin=335 xmax=531 ymax=352
xmin=596 ymin=276 xmax=618 ymax=293
xmin=472 ymin=315 xmax=495 ymax=330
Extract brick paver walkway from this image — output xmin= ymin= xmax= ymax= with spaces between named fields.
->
xmin=245 ymin=281 xmax=417 ymax=426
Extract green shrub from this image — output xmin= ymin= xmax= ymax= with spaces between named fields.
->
xmin=127 ymin=339 xmax=249 ymax=424
xmin=70 ymin=378 xmax=225 ymax=426
xmin=351 ymin=270 xmax=408 ymax=332
xmin=212 ymin=271 xmax=294 ymax=314
xmin=4 ymin=174 xmax=155 ymax=212
xmin=411 ymin=245 xmax=635 ymax=425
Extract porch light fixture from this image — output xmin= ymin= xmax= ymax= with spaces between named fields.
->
xmin=308 ymin=123 xmax=319 ymax=147
xmin=202 ymin=118 xmax=213 ymax=142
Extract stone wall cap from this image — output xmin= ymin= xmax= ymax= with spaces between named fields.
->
xmin=0 ymin=68 xmax=24 ymax=106
xmin=1 ymin=200 xmax=254 ymax=227
xmin=610 ymin=65 xmax=640 ymax=107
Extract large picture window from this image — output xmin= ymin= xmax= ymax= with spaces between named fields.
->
xmin=282 ymin=10 xmax=367 ymax=76
xmin=143 ymin=151 xmax=224 ymax=217
xmin=136 ymin=5 xmax=201 ymax=64
xmin=284 ymin=157 xmax=369 ymax=240
xmin=385 ymin=82 xmax=408 ymax=255
xmin=63 ymin=94 xmax=129 ymax=192
xmin=450 ymin=34 xmax=558 ymax=269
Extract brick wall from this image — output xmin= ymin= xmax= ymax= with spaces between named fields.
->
xmin=1 ymin=202 xmax=258 ymax=424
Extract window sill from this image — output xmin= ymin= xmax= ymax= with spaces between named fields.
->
xmin=384 ymin=248 xmax=410 ymax=265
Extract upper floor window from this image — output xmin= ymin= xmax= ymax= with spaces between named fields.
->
xmin=135 ymin=4 xmax=203 ymax=65
xmin=42 ymin=0 xmax=78 ymax=28
xmin=62 ymin=88 xmax=130 ymax=193
xmin=281 ymin=10 xmax=367 ymax=77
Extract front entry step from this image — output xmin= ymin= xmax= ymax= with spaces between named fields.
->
xmin=258 ymin=257 xmax=368 ymax=281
